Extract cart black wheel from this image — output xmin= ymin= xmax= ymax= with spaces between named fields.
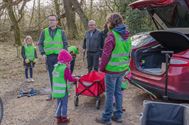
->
xmin=74 ymin=96 xmax=79 ymax=106
xmin=0 ymin=98 xmax=3 ymax=123
xmin=96 ymin=99 xmax=100 ymax=109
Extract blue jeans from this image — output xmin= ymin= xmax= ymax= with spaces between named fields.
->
xmin=55 ymin=95 xmax=68 ymax=117
xmin=101 ymin=72 xmax=125 ymax=122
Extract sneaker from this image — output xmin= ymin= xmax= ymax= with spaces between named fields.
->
xmin=30 ymin=78 xmax=34 ymax=82
xmin=25 ymin=79 xmax=30 ymax=83
xmin=95 ymin=117 xmax=112 ymax=125
xmin=111 ymin=116 xmax=123 ymax=123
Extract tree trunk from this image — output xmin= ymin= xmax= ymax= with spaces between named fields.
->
xmin=63 ymin=0 xmax=78 ymax=39
xmin=70 ymin=0 xmax=88 ymax=30
xmin=38 ymin=0 xmax=41 ymax=32
xmin=89 ymin=0 xmax=93 ymax=19
xmin=54 ymin=0 xmax=62 ymax=26
xmin=3 ymin=0 xmax=21 ymax=46
xmin=29 ymin=0 xmax=36 ymax=27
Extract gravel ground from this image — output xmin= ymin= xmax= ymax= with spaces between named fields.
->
xmin=0 ymin=43 xmax=150 ymax=125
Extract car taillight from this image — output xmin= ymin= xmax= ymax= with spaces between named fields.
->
xmin=170 ymin=58 xmax=189 ymax=66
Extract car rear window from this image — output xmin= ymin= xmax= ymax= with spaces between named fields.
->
xmin=131 ymin=33 xmax=155 ymax=48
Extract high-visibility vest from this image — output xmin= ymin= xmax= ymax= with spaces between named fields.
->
xmin=105 ymin=30 xmax=131 ymax=72
xmin=52 ymin=63 xmax=69 ymax=98
xmin=24 ymin=45 xmax=36 ymax=61
xmin=44 ymin=28 xmax=63 ymax=55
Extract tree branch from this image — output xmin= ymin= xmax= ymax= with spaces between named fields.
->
xmin=104 ymin=0 xmax=114 ymax=12
xmin=29 ymin=0 xmax=35 ymax=27
xmin=0 ymin=8 xmax=5 ymax=17
xmin=0 ymin=0 xmax=24 ymax=11
xmin=113 ymin=0 xmax=120 ymax=10
xmin=17 ymin=0 xmax=31 ymax=22
xmin=19 ymin=0 xmax=30 ymax=14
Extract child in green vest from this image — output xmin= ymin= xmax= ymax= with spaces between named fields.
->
xmin=52 ymin=49 xmax=77 ymax=124
xmin=21 ymin=36 xmax=37 ymax=82
xmin=68 ymin=46 xmax=79 ymax=74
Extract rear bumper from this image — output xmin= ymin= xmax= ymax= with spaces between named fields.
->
xmin=130 ymin=78 xmax=189 ymax=101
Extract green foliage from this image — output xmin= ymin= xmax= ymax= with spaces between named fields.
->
xmin=110 ymin=0 xmax=156 ymax=35
xmin=126 ymin=8 xmax=156 ymax=35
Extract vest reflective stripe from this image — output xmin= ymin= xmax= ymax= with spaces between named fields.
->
xmin=53 ymin=83 xmax=66 ymax=88
xmin=53 ymin=71 xmax=59 ymax=77
xmin=53 ymin=90 xmax=66 ymax=94
xmin=105 ymin=30 xmax=131 ymax=72
xmin=47 ymin=42 xmax=63 ymax=45
xmin=24 ymin=45 xmax=36 ymax=61
xmin=111 ymin=53 xmax=129 ymax=58
xmin=44 ymin=28 xmax=63 ymax=55
xmin=44 ymin=47 xmax=62 ymax=51
xmin=108 ymin=60 xmax=130 ymax=66
xmin=52 ymin=63 xmax=67 ymax=98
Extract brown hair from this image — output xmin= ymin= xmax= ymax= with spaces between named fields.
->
xmin=106 ymin=13 xmax=123 ymax=29
xmin=48 ymin=14 xmax=58 ymax=20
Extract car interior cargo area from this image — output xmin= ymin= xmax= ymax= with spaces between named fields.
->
xmin=135 ymin=44 xmax=169 ymax=75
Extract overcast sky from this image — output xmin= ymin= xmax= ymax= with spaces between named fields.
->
xmin=26 ymin=0 xmax=52 ymax=8
xmin=26 ymin=0 xmax=100 ymax=8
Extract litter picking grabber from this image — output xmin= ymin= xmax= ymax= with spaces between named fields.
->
xmin=161 ymin=51 xmax=174 ymax=100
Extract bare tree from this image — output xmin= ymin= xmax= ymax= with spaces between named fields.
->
xmin=89 ymin=0 xmax=93 ymax=19
xmin=63 ymin=0 xmax=78 ymax=39
xmin=54 ymin=0 xmax=62 ymax=26
xmin=3 ymin=0 xmax=22 ymax=46
xmin=29 ymin=0 xmax=36 ymax=27
xmin=70 ymin=0 xmax=88 ymax=30
xmin=2 ymin=0 xmax=30 ymax=57
xmin=0 ymin=0 xmax=24 ymax=11
xmin=38 ymin=0 xmax=41 ymax=31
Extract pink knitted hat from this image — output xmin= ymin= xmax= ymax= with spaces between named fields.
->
xmin=58 ymin=49 xmax=72 ymax=63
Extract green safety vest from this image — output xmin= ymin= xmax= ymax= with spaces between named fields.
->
xmin=44 ymin=28 xmax=64 ymax=55
xmin=105 ymin=30 xmax=131 ymax=72
xmin=52 ymin=63 xmax=70 ymax=98
xmin=68 ymin=46 xmax=79 ymax=54
xmin=24 ymin=45 xmax=36 ymax=61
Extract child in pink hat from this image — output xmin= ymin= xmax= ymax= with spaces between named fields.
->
xmin=52 ymin=49 xmax=77 ymax=124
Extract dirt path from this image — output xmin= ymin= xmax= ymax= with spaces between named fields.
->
xmin=0 ymin=43 xmax=149 ymax=125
